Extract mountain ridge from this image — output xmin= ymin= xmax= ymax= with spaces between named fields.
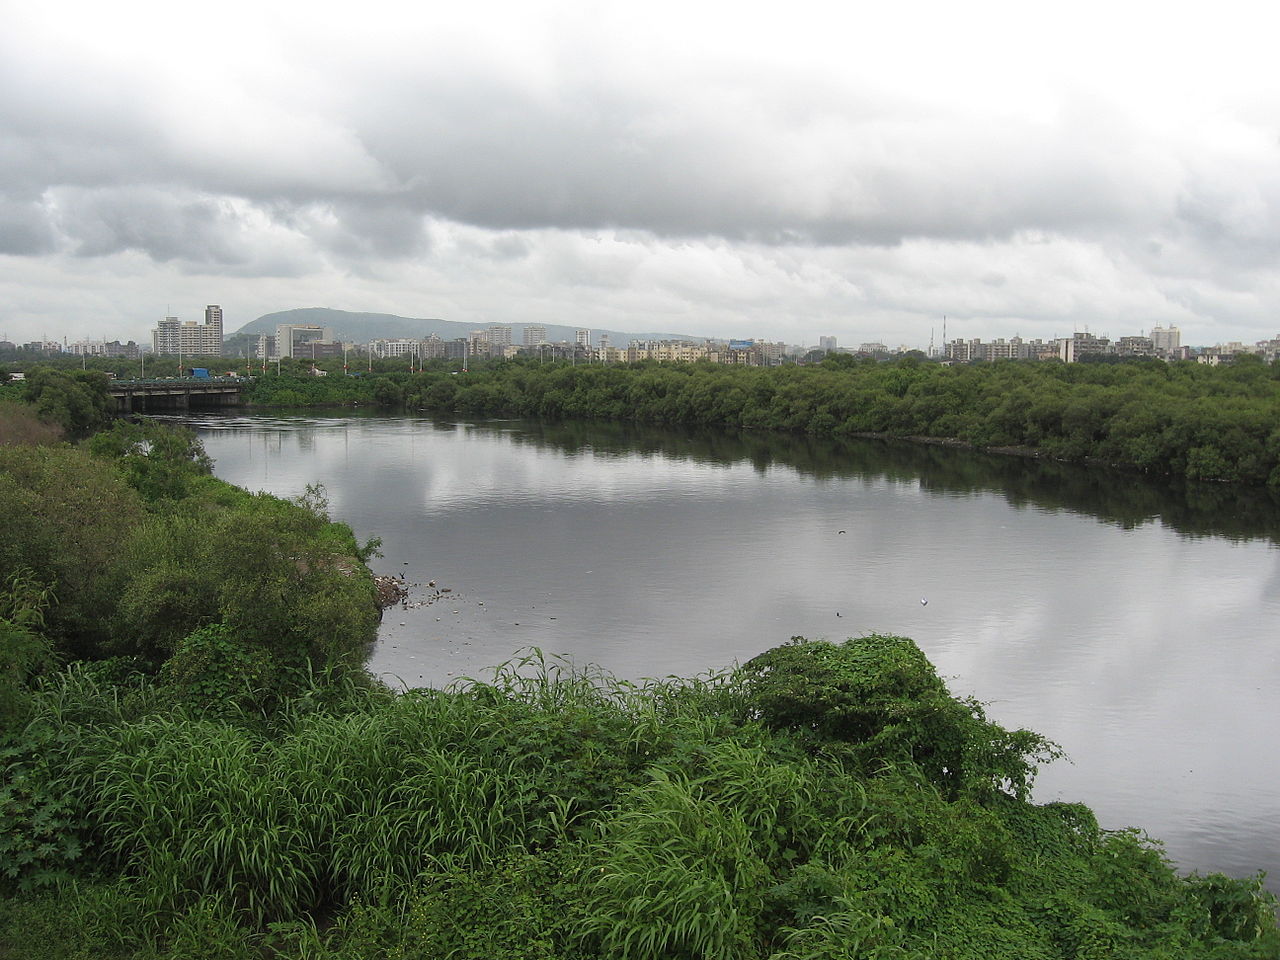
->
xmin=232 ymin=307 xmax=706 ymax=346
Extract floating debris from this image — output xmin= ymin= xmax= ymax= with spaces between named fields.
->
xmin=373 ymin=575 xmax=409 ymax=608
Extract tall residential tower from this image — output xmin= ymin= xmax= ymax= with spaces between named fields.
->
xmin=151 ymin=305 xmax=224 ymax=356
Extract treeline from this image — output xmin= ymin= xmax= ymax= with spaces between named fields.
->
xmin=362 ymin=356 xmax=1279 ymax=486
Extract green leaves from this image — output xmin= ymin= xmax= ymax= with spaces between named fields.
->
xmin=0 ymin=726 xmax=87 ymax=892
xmin=7 ymin=644 xmax=1279 ymax=958
xmin=741 ymin=635 xmax=1060 ymax=801
xmin=21 ymin=368 xmax=111 ymax=436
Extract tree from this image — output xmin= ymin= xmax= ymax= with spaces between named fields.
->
xmin=88 ymin=419 xmax=213 ymax=501
xmin=0 ymin=445 xmax=143 ymax=658
xmin=741 ymin=635 xmax=1059 ymax=800
xmin=22 ymin=368 xmax=111 ymax=435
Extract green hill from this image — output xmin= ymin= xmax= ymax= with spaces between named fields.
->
xmin=232 ymin=307 xmax=703 ymax=347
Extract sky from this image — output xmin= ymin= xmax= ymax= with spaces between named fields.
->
xmin=3 ymin=0 xmax=1280 ymax=349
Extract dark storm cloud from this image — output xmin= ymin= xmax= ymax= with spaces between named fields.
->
xmin=316 ymin=201 xmax=431 ymax=260
xmin=0 ymin=198 xmax=57 ymax=254
xmin=54 ymin=187 xmax=252 ymax=263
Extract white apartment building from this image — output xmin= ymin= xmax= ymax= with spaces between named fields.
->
xmin=368 ymin=336 xmax=445 ymax=360
xmin=152 ymin=305 xmax=224 ymax=356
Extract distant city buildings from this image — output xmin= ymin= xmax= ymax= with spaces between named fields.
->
xmin=1150 ymin=326 xmax=1181 ymax=354
xmin=65 ymin=339 xmax=143 ymax=359
xmin=369 ymin=336 xmax=447 ymax=360
xmin=935 ymin=327 xmax=1190 ymax=364
xmin=16 ymin=310 xmax=1280 ymax=373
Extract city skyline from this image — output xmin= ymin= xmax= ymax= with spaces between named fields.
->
xmin=18 ymin=304 xmax=1272 ymax=358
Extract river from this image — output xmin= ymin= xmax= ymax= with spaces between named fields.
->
xmin=185 ymin=411 xmax=1280 ymax=889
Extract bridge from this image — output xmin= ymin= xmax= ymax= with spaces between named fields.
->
xmin=108 ymin=377 xmax=247 ymax=413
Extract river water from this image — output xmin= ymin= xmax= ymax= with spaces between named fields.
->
xmin=185 ymin=412 xmax=1280 ymax=888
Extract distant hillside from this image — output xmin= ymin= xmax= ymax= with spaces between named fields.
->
xmin=233 ymin=308 xmax=703 ymax=347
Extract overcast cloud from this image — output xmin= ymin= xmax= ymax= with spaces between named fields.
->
xmin=3 ymin=0 xmax=1280 ymax=347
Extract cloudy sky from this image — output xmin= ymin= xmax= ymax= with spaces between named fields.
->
xmin=3 ymin=0 xmax=1280 ymax=349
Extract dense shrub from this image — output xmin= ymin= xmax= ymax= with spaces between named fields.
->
xmin=3 ymin=643 xmax=1271 ymax=959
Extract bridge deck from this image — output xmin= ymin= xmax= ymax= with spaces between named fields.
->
xmin=108 ymin=377 xmax=246 ymax=413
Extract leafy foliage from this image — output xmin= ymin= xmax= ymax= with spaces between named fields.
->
xmin=298 ymin=356 xmax=1280 ymax=487
xmin=0 ymin=568 xmax=56 ymax=724
xmin=21 ymin=367 xmax=112 ymax=435
xmin=158 ymin=623 xmax=282 ymax=719
xmin=0 ymin=725 xmax=86 ymax=892
xmin=0 ymin=444 xmax=144 ymax=657
xmin=88 ymin=420 xmax=213 ymax=502
xmin=4 ymin=644 xmax=1272 ymax=959
xmin=742 ymin=635 xmax=1061 ymax=800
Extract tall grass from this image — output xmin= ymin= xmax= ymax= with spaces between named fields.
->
xmin=17 ymin=641 xmax=1280 ymax=959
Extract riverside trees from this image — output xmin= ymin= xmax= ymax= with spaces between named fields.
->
xmin=0 ymin=415 xmax=381 ymax=708
xmin=363 ymin=356 xmax=1280 ymax=487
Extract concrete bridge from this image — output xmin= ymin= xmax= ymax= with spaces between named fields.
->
xmin=108 ymin=377 xmax=246 ymax=413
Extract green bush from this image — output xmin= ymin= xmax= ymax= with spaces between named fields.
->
xmin=7 ymin=642 xmax=1278 ymax=959
xmin=159 ymin=624 xmax=281 ymax=719
xmin=740 ymin=635 xmax=1061 ymax=799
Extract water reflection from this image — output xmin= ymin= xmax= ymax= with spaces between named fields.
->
xmin=184 ymin=411 xmax=1280 ymax=545
xmin=486 ymin=418 xmax=1280 ymax=545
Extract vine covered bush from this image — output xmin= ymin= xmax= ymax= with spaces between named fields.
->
xmin=1 ymin=642 xmax=1275 ymax=959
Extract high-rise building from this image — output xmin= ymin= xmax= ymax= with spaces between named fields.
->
xmin=819 ymin=336 xmax=837 ymax=352
xmin=152 ymin=306 xmax=224 ymax=357
xmin=1058 ymin=332 xmax=1111 ymax=363
xmin=576 ymin=329 xmax=591 ymax=347
xmin=153 ymin=316 xmax=181 ymax=355
xmin=487 ymin=325 xmax=512 ymax=347
xmin=523 ymin=325 xmax=547 ymax=346
xmin=1150 ymin=326 xmax=1181 ymax=355
xmin=204 ymin=305 xmax=223 ymax=351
